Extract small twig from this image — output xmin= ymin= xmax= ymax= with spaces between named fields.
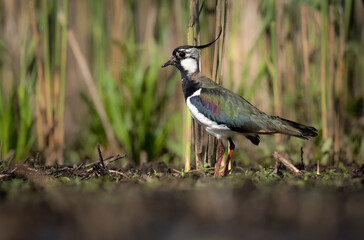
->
xmin=35 ymin=152 xmax=40 ymax=166
xmin=0 ymin=174 xmax=10 ymax=180
xmin=272 ymin=161 xmax=280 ymax=175
xmin=83 ymin=153 xmax=127 ymax=169
xmin=97 ymin=144 xmax=106 ymax=169
xmin=108 ymin=170 xmax=129 ymax=179
xmin=75 ymin=162 xmax=84 ymax=171
xmin=104 ymin=154 xmax=127 ymax=165
xmin=9 ymin=167 xmax=18 ymax=174
xmin=184 ymin=167 xmax=215 ymax=173
xmin=53 ymin=166 xmax=71 ymax=172
xmin=272 ymin=152 xmax=301 ymax=175
xmin=298 ymin=146 xmax=305 ymax=170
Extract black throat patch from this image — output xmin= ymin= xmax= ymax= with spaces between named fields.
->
xmin=180 ymin=72 xmax=201 ymax=100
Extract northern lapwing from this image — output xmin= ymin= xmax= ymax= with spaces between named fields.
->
xmin=162 ymin=31 xmax=318 ymax=177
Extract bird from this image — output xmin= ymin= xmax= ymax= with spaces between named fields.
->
xmin=162 ymin=30 xmax=318 ymax=177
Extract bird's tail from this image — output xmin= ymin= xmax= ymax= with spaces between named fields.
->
xmin=270 ymin=116 xmax=318 ymax=139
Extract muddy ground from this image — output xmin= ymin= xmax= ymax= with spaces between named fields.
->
xmin=1 ymin=155 xmax=364 ymax=240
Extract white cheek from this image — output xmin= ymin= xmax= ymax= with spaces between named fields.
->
xmin=181 ymin=58 xmax=198 ymax=75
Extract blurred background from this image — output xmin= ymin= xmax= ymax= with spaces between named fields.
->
xmin=0 ymin=0 xmax=363 ymax=168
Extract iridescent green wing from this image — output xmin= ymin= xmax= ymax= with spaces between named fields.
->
xmin=190 ymin=87 xmax=266 ymax=133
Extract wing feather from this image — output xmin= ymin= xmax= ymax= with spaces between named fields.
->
xmin=188 ymin=73 xmax=316 ymax=139
xmin=192 ymin=88 xmax=269 ymax=133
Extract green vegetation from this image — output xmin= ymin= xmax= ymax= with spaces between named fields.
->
xmin=1 ymin=2 xmax=364 ymax=239
xmin=0 ymin=0 xmax=363 ymax=169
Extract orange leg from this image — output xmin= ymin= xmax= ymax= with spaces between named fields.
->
xmin=214 ymin=140 xmax=225 ymax=177
xmin=221 ymin=138 xmax=235 ymax=176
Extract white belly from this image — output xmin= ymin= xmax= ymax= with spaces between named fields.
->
xmin=186 ymin=89 xmax=233 ymax=139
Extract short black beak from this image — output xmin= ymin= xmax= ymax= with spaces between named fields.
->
xmin=161 ymin=58 xmax=175 ymax=68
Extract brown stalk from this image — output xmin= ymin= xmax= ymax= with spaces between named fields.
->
xmin=207 ymin=0 xmax=224 ymax=168
xmin=219 ymin=0 xmax=229 ymax=86
xmin=194 ymin=122 xmax=203 ymax=167
xmin=52 ymin=2 xmax=62 ymax=165
xmin=41 ymin=0 xmax=57 ymax=165
xmin=300 ymin=6 xmax=311 ymax=123
xmin=56 ymin=0 xmax=68 ymax=164
xmin=334 ymin=6 xmax=346 ymax=163
xmin=328 ymin=4 xmax=335 ymax=142
xmin=274 ymin=0 xmax=283 ymax=144
xmin=300 ymin=6 xmax=313 ymax=164
xmin=53 ymin=69 xmax=60 ymax=154
xmin=320 ymin=1 xmax=328 ymax=140
xmin=212 ymin=0 xmax=221 ymax=81
xmin=29 ymin=0 xmax=45 ymax=150
xmin=193 ymin=0 xmax=204 ymax=168
xmin=184 ymin=0 xmax=196 ymax=171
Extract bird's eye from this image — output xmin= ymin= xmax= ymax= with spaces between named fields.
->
xmin=179 ymin=52 xmax=185 ymax=58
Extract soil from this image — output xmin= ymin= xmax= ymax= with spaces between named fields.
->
xmin=1 ymin=154 xmax=364 ymax=240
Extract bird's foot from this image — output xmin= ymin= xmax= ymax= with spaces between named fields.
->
xmin=213 ymin=167 xmax=230 ymax=177
xmin=220 ymin=165 xmax=230 ymax=177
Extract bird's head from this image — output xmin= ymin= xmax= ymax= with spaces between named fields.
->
xmin=161 ymin=46 xmax=200 ymax=75
xmin=162 ymin=28 xmax=222 ymax=77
